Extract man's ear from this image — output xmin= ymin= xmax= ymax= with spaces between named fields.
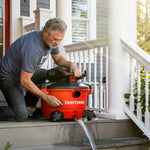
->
xmin=43 ymin=30 xmax=48 ymax=35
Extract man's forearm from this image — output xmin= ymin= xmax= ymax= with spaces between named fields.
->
xmin=20 ymin=69 xmax=62 ymax=107
xmin=21 ymin=78 xmax=48 ymax=101
xmin=54 ymin=55 xmax=71 ymax=67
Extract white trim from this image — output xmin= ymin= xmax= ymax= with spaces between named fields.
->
xmin=50 ymin=0 xmax=56 ymax=18
xmin=64 ymin=38 xmax=108 ymax=52
xmin=120 ymin=37 xmax=150 ymax=70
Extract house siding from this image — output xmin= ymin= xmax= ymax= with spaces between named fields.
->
xmin=37 ymin=0 xmax=50 ymax=9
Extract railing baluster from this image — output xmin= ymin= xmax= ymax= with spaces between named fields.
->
xmin=99 ymin=47 xmax=103 ymax=110
xmin=70 ymin=52 xmax=74 ymax=63
xmin=129 ymin=56 xmax=135 ymax=113
xmin=137 ymin=63 xmax=142 ymax=121
xmin=78 ymin=51 xmax=82 ymax=71
xmin=145 ymin=70 xmax=150 ymax=129
xmin=83 ymin=50 xmax=87 ymax=83
xmin=46 ymin=54 xmax=51 ymax=70
xmin=74 ymin=52 xmax=78 ymax=65
xmin=66 ymin=53 xmax=70 ymax=61
xmin=105 ymin=46 xmax=109 ymax=111
xmin=88 ymin=49 xmax=92 ymax=108
xmin=94 ymin=48 xmax=98 ymax=109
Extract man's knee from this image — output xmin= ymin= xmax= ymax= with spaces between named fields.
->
xmin=15 ymin=109 xmax=28 ymax=121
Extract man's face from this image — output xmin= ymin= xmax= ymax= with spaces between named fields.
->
xmin=43 ymin=30 xmax=65 ymax=49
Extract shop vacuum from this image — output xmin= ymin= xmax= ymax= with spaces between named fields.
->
xmin=40 ymin=66 xmax=95 ymax=121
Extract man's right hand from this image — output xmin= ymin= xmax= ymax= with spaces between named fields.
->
xmin=45 ymin=95 xmax=63 ymax=107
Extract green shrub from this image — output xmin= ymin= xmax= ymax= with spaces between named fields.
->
xmin=4 ymin=142 xmax=12 ymax=150
xmin=124 ymin=68 xmax=150 ymax=115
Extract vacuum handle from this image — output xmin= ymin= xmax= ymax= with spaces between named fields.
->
xmin=66 ymin=71 xmax=86 ymax=80
xmin=66 ymin=72 xmax=74 ymax=76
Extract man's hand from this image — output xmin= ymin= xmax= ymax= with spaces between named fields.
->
xmin=20 ymin=69 xmax=63 ymax=108
xmin=45 ymin=95 xmax=63 ymax=107
xmin=70 ymin=62 xmax=82 ymax=78
xmin=52 ymin=54 xmax=82 ymax=78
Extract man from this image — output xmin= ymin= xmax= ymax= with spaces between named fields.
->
xmin=0 ymin=18 xmax=82 ymax=121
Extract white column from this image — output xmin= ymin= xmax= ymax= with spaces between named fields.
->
xmin=106 ymin=0 xmax=137 ymax=119
xmin=56 ymin=0 xmax=72 ymax=45
xmin=88 ymin=0 xmax=96 ymax=40
xmin=10 ymin=0 xmax=21 ymax=43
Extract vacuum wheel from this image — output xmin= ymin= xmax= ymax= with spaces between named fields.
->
xmin=82 ymin=110 xmax=96 ymax=121
xmin=50 ymin=110 xmax=64 ymax=121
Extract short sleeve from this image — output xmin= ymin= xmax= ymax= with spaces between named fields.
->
xmin=51 ymin=47 xmax=60 ymax=55
xmin=21 ymin=51 xmax=40 ymax=73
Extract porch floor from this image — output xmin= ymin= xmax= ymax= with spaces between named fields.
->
xmin=0 ymin=117 xmax=148 ymax=150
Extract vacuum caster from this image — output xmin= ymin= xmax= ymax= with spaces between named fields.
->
xmin=50 ymin=110 xmax=64 ymax=122
xmin=82 ymin=110 xmax=96 ymax=121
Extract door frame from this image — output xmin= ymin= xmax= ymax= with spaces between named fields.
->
xmin=5 ymin=0 xmax=10 ymax=53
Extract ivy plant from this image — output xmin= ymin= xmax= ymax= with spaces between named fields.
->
xmin=124 ymin=68 xmax=150 ymax=117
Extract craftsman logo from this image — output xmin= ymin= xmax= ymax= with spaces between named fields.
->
xmin=65 ymin=101 xmax=84 ymax=105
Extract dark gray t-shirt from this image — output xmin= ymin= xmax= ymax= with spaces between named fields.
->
xmin=0 ymin=31 xmax=59 ymax=80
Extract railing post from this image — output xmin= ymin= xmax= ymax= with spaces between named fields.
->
xmin=34 ymin=8 xmax=53 ymax=30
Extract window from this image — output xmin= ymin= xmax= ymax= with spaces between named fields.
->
xmin=0 ymin=0 xmax=4 ymax=61
xmin=20 ymin=0 xmax=30 ymax=17
xmin=37 ymin=0 xmax=50 ymax=9
xmin=72 ymin=0 xmax=89 ymax=43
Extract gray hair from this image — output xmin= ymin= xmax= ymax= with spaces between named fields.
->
xmin=43 ymin=18 xmax=67 ymax=34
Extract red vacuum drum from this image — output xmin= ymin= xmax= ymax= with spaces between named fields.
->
xmin=41 ymin=66 xmax=92 ymax=121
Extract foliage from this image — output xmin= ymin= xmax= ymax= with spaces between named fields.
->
xmin=124 ymin=67 xmax=150 ymax=116
xmin=4 ymin=142 xmax=12 ymax=150
xmin=137 ymin=0 xmax=150 ymax=54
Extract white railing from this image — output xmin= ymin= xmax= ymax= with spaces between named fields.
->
xmin=24 ymin=23 xmax=35 ymax=33
xmin=64 ymin=38 xmax=109 ymax=112
xmin=121 ymin=37 xmax=150 ymax=139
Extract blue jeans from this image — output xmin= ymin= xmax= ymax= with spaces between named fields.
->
xmin=0 ymin=68 xmax=47 ymax=121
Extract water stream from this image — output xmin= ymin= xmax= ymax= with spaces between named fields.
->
xmin=74 ymin=117 xmax=97 ymax=150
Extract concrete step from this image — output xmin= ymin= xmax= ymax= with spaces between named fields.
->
xmin=0 ymin=118 xmax=144 ymax=149
xmin=11 ymin=137 xmax=150 ymax=150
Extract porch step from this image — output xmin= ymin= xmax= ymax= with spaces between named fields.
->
xmin=11 ymin=137 xmax=150 ymax=150
xmin=0 ymin=118 xmax=146 ymax=149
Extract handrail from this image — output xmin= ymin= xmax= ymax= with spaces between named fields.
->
xmin=24 ymin=23 xmax=35 ymax=32
xmin=120 ymin=37 xmax=150 ymax=70
xmin=64 ymin=38 xmax=108 ymax=52
xmin=121 ymin=37 xmax=150 ymax=139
